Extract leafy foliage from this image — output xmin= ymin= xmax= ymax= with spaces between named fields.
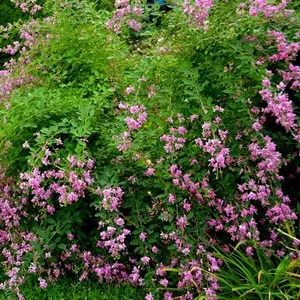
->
xmin=215 ymin=245 xmax=300 ymax=300
xmin=0 ymin=0 xmax=299 ymax=299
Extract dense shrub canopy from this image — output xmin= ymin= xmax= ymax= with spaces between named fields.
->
xmin=0 ymin=0 xmax=299 ymax=299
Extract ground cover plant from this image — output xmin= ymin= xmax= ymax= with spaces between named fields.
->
xmin=0 ymin=0 xmax=299 ymax=299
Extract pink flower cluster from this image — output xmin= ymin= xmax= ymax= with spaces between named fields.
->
xmin=155 ymin=256 xmax=221 ymax=300
xmin=0 ymin=41 xmax=20 ymax=56
xmin=195 ymin=120 xmax=232 ymax=172
xmin=106 ymin=0 xmax=143 ymax=34
xmin=238 ymin=180 xmax=272 ymax=205
xmin=124 ymin=106 xmax=147 ymax=131
xmin=160 ymin=126 xmax=187 ymax=154
xmin=99 ymin=187 xmax=124 ymax=211
xmin=260 ymin=89 xmax=296 ymax=131
xmin=0 ymin=168 xmax=39 ymax=298
xmin=97 ymin=218 xmax=131 ymax=258
xmin=0 ymin=142 xmax=149 ymax=298
xmin=248 ymin=135 xmax=281 ymax=177
xmin=0 ymin=20 xmax=39 ymax=98
xmin=266 ymin=203 xmax=297 ymax=224
xmin=169 ymin=164 xmax=205 ymax=203
xmin=207 ymin=185 xmax=260 ymax=243
xmin=19 ymin=150 xmax=95 ymax=210
xmin=268 ymin=31 xmax=300 ymax=62
xmin=248 ymin=0 xmax=294 ymax=18
xmin=155 ymin=98 xmax=297 ymax=262
xmin=279 ymin=64 xmax=300 ymax=91
xmin=12 ymin=0 xmax=42 ymax=15
xmin=182 ymin=0 xmax=214 ymax=30
xmin=255 ymin=32 xmax=300 ymax=140
xmin=116 ymin=103 xmax=147 ymax=152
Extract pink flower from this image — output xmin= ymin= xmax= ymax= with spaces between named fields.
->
xmin=145 ymin=293 xmax=154 ymax=300
xmin=152 ymin=245 xmax=159 ymax=253
xmin=164 ymin=291 xmax=173 ymax=300
xmin=101 ymin=187 xmax=124 ymax=211
xmin=252 ymin=121 xmax=262 ymax=132
xmin=38 ymin=278 xmax=47 ymax=289
xmin=139 ymin=232 xmax=147 ymax=241
xmin=22 ymin=141 xmax=30 ymax=148
xmin=145 ymin=168 xmax=155 ymax=177
xmin=262 ymin=78 xmax=271 ymax=87
xmin=168 ymin=194 xmax=176 ymax=204
xmin=46 ymin=205 xmax=55 ymax=215
xmin=67 ymin=233 xmax=74 ymax=241
xmin=183 ymin=200 xmax=192 ymax=212
xmin=128 ymin=19 xmax=141 ymax=31
xmin=141 ymin=256 xmax=150 ymax=265
xmin=160 ymin=278 xmax=169 ymax=287
xmin=115 ymin=217 xmax=125 ymax=226
xmin=246 ymin=246 xmax=254 ymax=256
xmin=213 ymin=105 xmax=224 ymax=112
xmin=178 ymin=126 xmax=187 ymax=135
xmin=176 ymin=216 xmax=188 ymax=231
xmin=125 ymin=85 xmax=135 ymax=95
xmin=183 ymin=0 xmax=214 ymax=29
xmin=190 ymin=114 xmax=199 ymax=121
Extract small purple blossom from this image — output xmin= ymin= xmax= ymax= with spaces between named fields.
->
xmin=139 ymin=232 xmax=147 ymax=241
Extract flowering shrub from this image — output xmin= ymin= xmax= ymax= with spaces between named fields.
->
xmin=0 ymin=0 xmax=299 ymax=299
xmin=182 ymin=0 xmax=214 ymax=30
xmin=11 ymin=0 xmax=42 ymax=15
xmin=106 ymin=0 xmax=144 ymax=33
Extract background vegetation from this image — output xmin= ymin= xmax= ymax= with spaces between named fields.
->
xmin=0 ymin=0 xmax=299 ymax=299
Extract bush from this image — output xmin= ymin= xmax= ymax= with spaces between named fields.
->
xmin=0 ymin=0 xmax=24 ymax=27
xmin=0 ymin=0 xmax=299 ymax=299
xmin=0 ymin=0 xmax=24 ymax=69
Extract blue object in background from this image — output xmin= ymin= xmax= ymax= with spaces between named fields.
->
xmin=156 ymin=0 xmax=167 ymax=4
xmin=147 ymin=0 xmax=171 ymax=14
xmin=147 ymin=0 xmax=168 ymax=5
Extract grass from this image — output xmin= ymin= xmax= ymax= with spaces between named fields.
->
xmin=214 ymin=246 xmax=300 ymax=300
xmin=0 ymin=279 xmax=144 ymax=300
